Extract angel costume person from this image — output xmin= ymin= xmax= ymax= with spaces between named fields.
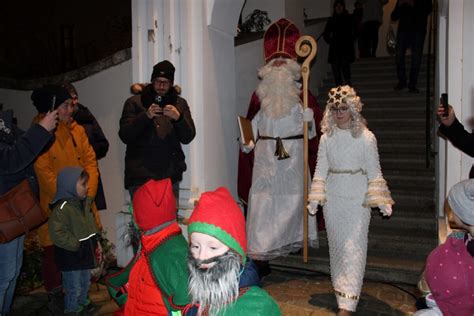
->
xmin=240 ymin=19 xmax=321 ymax=264
xmin=308 ymin=85 xmax=394 ymax=313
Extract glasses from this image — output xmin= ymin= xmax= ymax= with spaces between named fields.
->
xmin=331 ymin=106 xmax=349 ymax=114
xmin=153 ymin=79 xmax=171 ymax=87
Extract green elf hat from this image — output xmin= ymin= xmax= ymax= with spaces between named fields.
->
xmin=188 ymin=187 xmax=247 ymax=265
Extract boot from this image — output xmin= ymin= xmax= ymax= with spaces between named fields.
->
xmin=253 ymin=260 xmax=271 ymax=278
xmin=81 ymin=298 xmax=98 ymax=316
xmin=47 ymin=287 xmax=65 ymax=315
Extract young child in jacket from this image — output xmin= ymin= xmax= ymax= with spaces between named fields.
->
xmin=49 ymin=167 xmax=100 ymax=315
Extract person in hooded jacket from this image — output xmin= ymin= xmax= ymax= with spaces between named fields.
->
xmin=119 ymin=60 xmax=195 ymax=201
xmin=0 ymin=108 xmax=57 ymax=316
xmin=49 ymin=167 xmax=100 ymax=315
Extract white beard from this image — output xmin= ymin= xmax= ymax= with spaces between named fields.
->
xmin=188 ymin=251 xmax=241 ymax=316
xmin=256 ymin=58 xmax=302 ymax=119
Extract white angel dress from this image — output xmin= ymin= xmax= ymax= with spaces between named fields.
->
xmin=309 ymin=126 xmax=393 ymax=312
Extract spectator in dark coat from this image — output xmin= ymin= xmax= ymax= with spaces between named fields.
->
xmin=119 ymin=60 xmax=196 ymax=201
xmin=63 ymin=82 xmax=109 ymax=210
xmin=323 ymin=0 xmax=357 ymax=86
xmin=437 ymin=103 xmax=474 ymax=178
xmin=0 ymin=108 xmax=57 ymax=315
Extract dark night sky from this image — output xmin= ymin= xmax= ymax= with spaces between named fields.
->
xmin=0 ymin=0 xmax=131 ymax=80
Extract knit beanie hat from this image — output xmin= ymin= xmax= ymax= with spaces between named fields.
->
xmin=447 ymin=179 xmax=474 ymax=225
xmin=132 ymin=178 xmax=176 ymax=231
xmin=151 ymin=60 xmax=175 ymax=82
xmin=31 ymin=84 xmax=71 ymax=113
xmin=188 ymin=187 xmax=247 ymax=265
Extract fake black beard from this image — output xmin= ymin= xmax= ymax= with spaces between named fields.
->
xmin=188 ymin=251 xmax=241 ymax=315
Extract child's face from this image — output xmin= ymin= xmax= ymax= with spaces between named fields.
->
xmin=76 ymin=176 xmax=88 ymax=199
xmin=189 ymin=232 xmax=230 ymax=269
xmin=331 ymin=103 xmax=352 ymax=128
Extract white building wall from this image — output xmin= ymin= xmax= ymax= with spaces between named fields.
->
xmin=303 ymin=0 xmax=331 ymax=19
xmin=437 ymin=0 xmax=474 ymax=217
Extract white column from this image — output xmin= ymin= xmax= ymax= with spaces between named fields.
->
xmin=445 ymin=0 xmax=464 ymax=193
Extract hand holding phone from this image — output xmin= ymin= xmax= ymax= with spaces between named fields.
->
xmin=441 ymin=93 xmax=448 ymax=117
xmin=51 ymin=95 xmax=56 ymax=111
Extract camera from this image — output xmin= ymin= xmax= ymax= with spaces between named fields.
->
xmin=154 ymin=95 xmax=177 ymax=108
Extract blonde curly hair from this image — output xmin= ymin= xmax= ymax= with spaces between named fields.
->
xmin=321 ymin=85 xmax=367 ymax=137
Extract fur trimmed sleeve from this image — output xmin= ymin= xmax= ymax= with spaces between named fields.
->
xmin=363 ymin=132 xmax=394 ymax=207
xmin=309 ymin=135 xmax=328 ymax=205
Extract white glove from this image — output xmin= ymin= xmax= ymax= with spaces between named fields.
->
xmin=303 ymin=108 xmax=314 ymax=122
xmin=378 ymin=204 xmax=392 ymax=217
xmin=240 ymin=140 xmax=255 ymax=153
xmin=307 ymin=201 xmax=319 ymax=215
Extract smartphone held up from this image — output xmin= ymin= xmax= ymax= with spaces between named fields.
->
xmin=441 ymin=93 xmax=448 ymax=117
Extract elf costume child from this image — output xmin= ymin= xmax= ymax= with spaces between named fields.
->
xmin=184 ymin=187 xmax=281 ymax=316
xmin=105 ymin=178 xmax=189 ymax=315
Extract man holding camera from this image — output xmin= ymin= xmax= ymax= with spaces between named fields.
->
xmin=119 ymin=60 xmax=196 ymax=201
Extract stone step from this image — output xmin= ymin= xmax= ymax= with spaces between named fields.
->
xmin=271 ymin=243 xmax=428 ymax=284
xmin=363 ymin=107 xmax=426 ymax=118
xmin=378 ymin=143 xmax=427 ymax=154
xmin=390 ymin=192 xmax=436 ymax=209
xmin=323 ymin=75 xmax=428 ymax=87
xmin=388 ymin=186 xmax=435 ymax=198
xmin=350 ymin=70 xmax=429 ymax=81
xmin=381 ymin=154 xmax=428 ymax=161
xmin=384 ymin=206 xmax=435 ymax=219
xmin=384 ymin=168 xmax=436 ymax=179
xmin=367 ymin=118 xmax=426 ymax=130
xmin=381 ymin=157 xmax=427 ymax=171
xmin=361 ymin=95 xmax=427 ymax=104
xmin=351 ymin=61 xmax=432 ymax=71
xmin=356 ymin=87 xmax=429 ymax=97
xmin=352 ymin=55 xmax=431 ymax=65
xmin=379 ymin=150 xmax=428 ymax=160
xmin=370 ymin=211 xmax=437 ymax=232
xmin=385 ymin=174 xmax=435 ymax=190
xmin=372 ymin=130 xmax=425 ymax=142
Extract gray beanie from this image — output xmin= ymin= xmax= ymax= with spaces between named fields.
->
xmin=447 ymin=179 xmax=474 ymax=225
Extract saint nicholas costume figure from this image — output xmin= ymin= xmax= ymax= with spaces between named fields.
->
xmin=237 ymin=18 xmax=323 ymax=273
